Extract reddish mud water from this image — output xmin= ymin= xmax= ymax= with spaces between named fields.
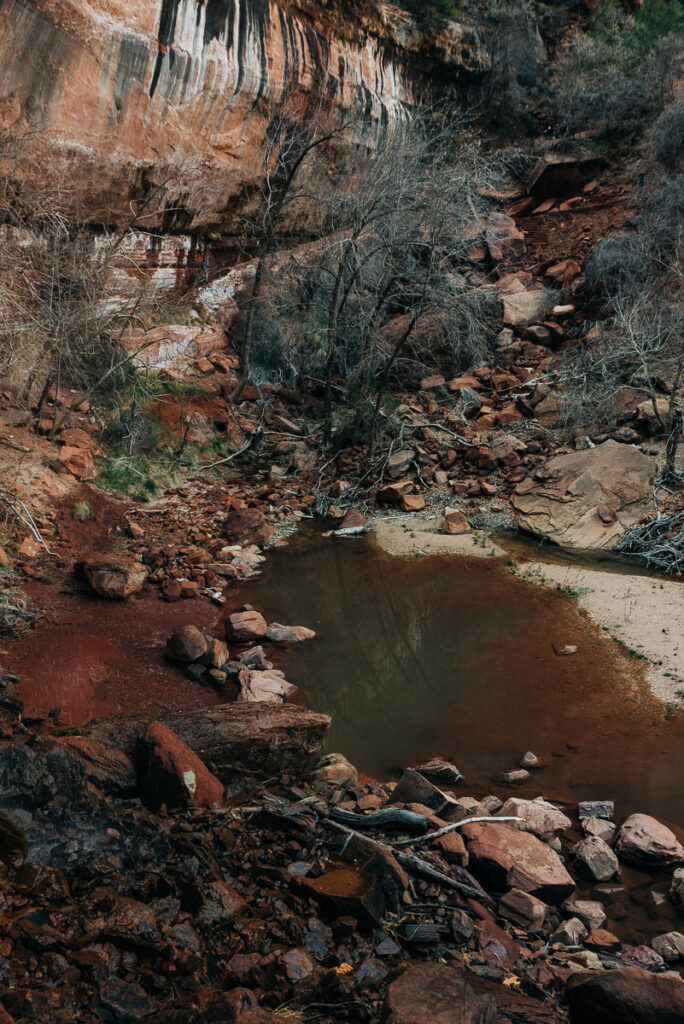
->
xmin=5 ymin=530 xmax=684 ymax=944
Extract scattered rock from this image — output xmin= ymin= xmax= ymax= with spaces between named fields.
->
xmin=310 ymin=753 xmax=359 ymax=788
xmin=583 ymin=816 xmax=616 ymax=842
xmin=579 ymin=801 xmax=614 ymax=820
xmin=498 ymin=888 xmax=548 ymax=931
xmin=461 ymin=821 xmax=575 ymax=904
xmin=382 ymin=963 xmax=497 ymax=1024
xmin=498 ymin=797 xmax=571 ymax=841
xmin=166 ymin=625 xmax=208 ymax=664
xmin=225 ymin=610 xmax=268 ymax=643
xmin=386 ymin=449 xmax=415 ymax=479
xmin=670 ymin=867 xmax=684 ymax=910
xmin=503 ymin=769 xmax=529 ymax=784
xmin=266 ymin=622 xmax=317 ymax=644
xmin=651 ymin=931 xmax=684 ymax=963
xmin=0 ymin=809 xmax=28 ymax=866
xmin=223 ymin=508 xmax=273 ymax=546
xmin=572 ymin=836 xmax=619 ymax=882
xmin=443 ymin=508 xmax=470 ymax=535
xmin=58 ymin=445 xmax=96 ymax=480
xmin=413 ymin=758 xmax=463 ymax=785
xmin=563 ymin=899 xmax=607 ymax=931
xmin=552 ymin=916 xmax=588 ymax=947
xmin=615 ymin=814 xmax=684 ymax=869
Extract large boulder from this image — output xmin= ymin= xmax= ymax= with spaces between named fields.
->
xmin=615 ymin=814 xmax=684 ymax=869
xmin=565 ymin=967 xmax=684 ymax=1024
xmin=223 ymin=508 xmax=273 ymax=547
xmin=166 ymin=625 xmax=208 ymax=664
xmin=461 ymin=820 xmax=575 ymax=904
xmin=382 ymin=963 xmax=497 ymax=1024
xmin=80 ymin=554 xmax=149 ymax=599
xmin=138 ymin=722 xmax=224 ymax=811
xmin=511 ymin=440 xmax=655 ymax=550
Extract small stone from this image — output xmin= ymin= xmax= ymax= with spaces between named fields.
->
xmin=579 ymin=801 xmax=614 ymax=821
xmin=310 ymin=753 xmax=359 ymax=788
xmin=670 ymin=867 xmax=684 ymax=909
xmin=499 ymin=888 xmax=548 ymax=931
xmin=503 ymin=769 xmax=530 ymax=784
xmin=552 ymin=917 xmax=588 ymax=947
xmin=266 ymin=622 xmax=317 ymax=644
xmin=563 ymin=900 xmax=607 ymax=931
xmin=225 ymin=610 xmax=267 ymax=643
xmin=583 ymin=816 xmax=616 ymax=842
xmin=651 ymin=931 xmax=684 ymax=962
xmin=572 ymin=836 xmax=619 ymax=882
xmin=166 ymin=626 xmax=207 ymax=664
xmin=400 ymin=493 xmax=426 ymax=513
xmin=585 ymin=928 xmax=621 ymax=952
xmin=443 ymin=508 xmax=470 ymax=535
xmin=520 ymin=751 xmax=539 ymax=767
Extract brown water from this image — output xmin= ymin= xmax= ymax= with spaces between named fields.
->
xmin=233 ymin=532 xmax=684 ymax=829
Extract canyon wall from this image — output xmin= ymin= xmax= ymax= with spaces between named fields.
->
xmin=0 ymin=0 xmax=489 ymax=230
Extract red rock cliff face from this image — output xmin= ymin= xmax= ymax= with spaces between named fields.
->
xmin=0 ymin=0 xmax=487 ymax=229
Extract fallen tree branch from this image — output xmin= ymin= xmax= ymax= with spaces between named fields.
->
xmin=322 ymin=818 xmax=486 ymax=903
xmin=329 ymin=806 xmax=427 ymax=832
xmin=191 ymin=428 xmax=262 ymax=475
xmin=391 ymin=816 xmax=524 ymax=848
xmin=406 ymin=422 xmax=486 ymax=449
xmin=0 ymin=489 xmax=51 ymax=554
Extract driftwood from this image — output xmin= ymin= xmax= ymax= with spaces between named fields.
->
xmin=392 ymin=816 xmax=524 ymax=848
xmin=329 ymin=525 xmax=369 ymax=538
xmin=329 ymin=807 xmax=427 ymax=833
xmin=323 ymin=818 xmax=487 ymax=904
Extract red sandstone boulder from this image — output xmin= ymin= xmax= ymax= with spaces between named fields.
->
xmin=386 ymin=449 xmax=415 ymax=479
xmin=565 ymin=967 xmax=684 ymax=1024
xmin=339 ymin=509 xmax=367 ymax=530
xmin=382 ymin=963 xmax=497 ymax=1024
xmin=443 ymin=508 xmax=470 ymax=534
xmin=400 ymin=493 xmax=426 ymax=512
xmin=225 ymin=610 xmax=268 ymax=643
xmin=80 ymin=554 xmax=149 ymax=599
xmin=615 ymin=814 xmax=684 ymax=869
xmin=139 ymin=721 xmax=223 ymax=811
xmin=462 ymin=821 xmax=575 ymax=904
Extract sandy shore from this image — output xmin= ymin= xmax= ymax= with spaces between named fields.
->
xmin=372 ymin=515 xmax=505 ymax=558
xmin=515 ymin=561 xmax=684 ymax=703
xmin=373 ymin=515 xmax=684 ymax=703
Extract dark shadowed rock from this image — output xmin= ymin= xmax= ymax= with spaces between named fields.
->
xmin=0 ymin=809 xmax=27 ymax=865
xmin=265 ymin=622 xmax=317 ymax=644
xmin=572 ymin=836 xmax=619 ymax=882
xmin=52 ymin=736 xmax=137 ymax=795
xmin=223 ymin=508 xmax=273 ymax=546
xmin=565 ymin=967 xmax=684 ymax=1024
xmin=382 ymin=963 xmax=497 ymax=1024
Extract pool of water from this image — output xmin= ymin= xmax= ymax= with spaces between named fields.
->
xmin=233 ymin=532 xmax=684 ymax=828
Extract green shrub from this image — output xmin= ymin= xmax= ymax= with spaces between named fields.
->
xmin=653 ymin=101 xmax=684 ymax=168
xmin=71 ymin=501 xmax=95 ymax=522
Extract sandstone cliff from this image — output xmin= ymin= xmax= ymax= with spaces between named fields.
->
xmin=0 ymin=0 xmax=488 ymax=229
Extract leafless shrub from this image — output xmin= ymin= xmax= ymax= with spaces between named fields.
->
xmin=620 ymin=511 xmax=684 ymax=574
xmin=652 ymin=99 xmax=684 ymax=168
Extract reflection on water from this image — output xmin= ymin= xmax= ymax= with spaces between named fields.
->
xmin=235 ymin=533 xmax=684 ymax=827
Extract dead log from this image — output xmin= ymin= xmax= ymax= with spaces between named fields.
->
xmin=82 ymin=703 xmax=330 ymax=780
xmin=330 ymin=807 xmax=427 ymax=832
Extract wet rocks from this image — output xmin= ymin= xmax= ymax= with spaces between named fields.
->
xmin=579 ymin=800 xmax=615 ymax=820
xmin=572 ymin=836 xmax=619 ymax=882
xmin=462 ymin=821 xmax=575 ymax=904
xmin=265 ymin=622 xmax=317 ymax=644
xmin=565 ymin=966 xmax=684 ymax=1024
xmin=238 ymin=669 xmax=296 ymax=704
xmin=498 ymin=797 xmax=571 ymax=841
xmin=498 ymin=888 xmax=548 ymax=931
xmin=139 ymin=721 xmax=223 ymax=811
xmin=388 ymin=769 xmax=459 ymax=818
xmin=80 ymin=554 xmax=149 ymax=599
xmin=225 ymin=610 xmax=268 ymax=642
xmin=563 ymin=899 xmax=607 ymax=931
xmin=52 ymin=736 xmax=136 ymax=795
xmin=412 ymin=758 xmax=463 ymax=785
xmin=651 ymin=931 xmax=684 ymax=962
xmin=310 ymin=753 xmax=359 ymax=788
xmin=615 ymin=814 xmax=684 ymax=869
xmin=165 ymin=625 xmax=208 ymax=664
xmin=382 ymin=963 xmax=497 ymax=1024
